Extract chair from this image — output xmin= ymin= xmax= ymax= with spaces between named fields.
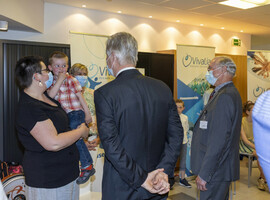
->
xmin=239 ymin=152 xmax=255 ymax=187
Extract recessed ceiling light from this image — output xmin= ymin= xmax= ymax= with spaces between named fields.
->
xmin=240 ymin=30 xmax=244 ymax=32
xmin=221 ymin=27 xmax=225 ymax=29
xmin=149 ymin=16 xmax=152 ymax=18
xmin=176 ymin=20 xmax=180 ymax=23
xmin=200 ymin=24 xmax=204 ymax=26
xmin=117 ymin=11 xmax=122 ymax=13
xmin=82 ymin=5 xmax=86 ymax=8
xmin=218 ymin=0 xmax=268 ymax=9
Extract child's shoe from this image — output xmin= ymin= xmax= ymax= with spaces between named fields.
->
xmin=179 ymin=178 xmax=191 ymax=188
xmin=76 ymin=164 xmax=95 ymax=184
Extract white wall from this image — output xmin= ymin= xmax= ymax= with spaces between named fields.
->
xmin=0 ymin=0 xmax=44 ymax=32
xmin=0 ymin=3 xmax=250 ymax=55
xmin=251 ymin=35 xmax=270 ymax=50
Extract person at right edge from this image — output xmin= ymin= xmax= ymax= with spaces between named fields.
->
xmin=191 ymin=56 xmax=242 ymax=200
xmin=94 ymin=32 xmax=183 ymax=200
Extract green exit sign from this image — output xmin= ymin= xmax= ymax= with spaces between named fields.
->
xmin=232 ymin=38 xmax=241 ymax=46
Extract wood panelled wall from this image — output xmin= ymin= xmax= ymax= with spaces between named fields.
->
xmin=215 ymin=53 xmax=247 ymax=104
xmin=157 ymin=50 xmax=247 ymax=103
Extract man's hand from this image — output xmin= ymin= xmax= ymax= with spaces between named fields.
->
xmin=195 ymin=176 xmax=207 ymax=191
xmin=142 ymin=169 xmax=164 ymax=193
xmin=152 ymin=171 xmax=170 ymax=194
xmin=141 ymin=169 xmax=170 ymax=195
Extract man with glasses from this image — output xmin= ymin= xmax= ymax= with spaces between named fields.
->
xmin=191 ymin=56 xmax=242 ymax=200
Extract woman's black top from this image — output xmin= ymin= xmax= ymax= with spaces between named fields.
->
xmin=16 ymin=91 xmax=79 ymax=188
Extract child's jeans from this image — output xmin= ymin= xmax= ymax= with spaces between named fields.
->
xmin=68 ymin=110 xmax=93 ymax=169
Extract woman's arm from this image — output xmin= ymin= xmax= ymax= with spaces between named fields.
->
xmin=30 ymin=119 xmax=89 ymax=151
xmin=240 ymin=126 xmax=255 ymax=149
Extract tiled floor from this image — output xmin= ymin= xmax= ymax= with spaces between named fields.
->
xmin=169 ymin=157 xmax=270 ymax=200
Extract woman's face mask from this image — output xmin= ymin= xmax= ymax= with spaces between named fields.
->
xmin=75 ymin=75 xmax=88 ymax=87
xmin=45 ymin=72 xmax=54 ymax=88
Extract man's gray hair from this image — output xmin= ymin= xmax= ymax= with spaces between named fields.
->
xmin=106 ymin=32 xmax=138 ymax=66
xmin=216 ymin=56 xmax=236 ymax=76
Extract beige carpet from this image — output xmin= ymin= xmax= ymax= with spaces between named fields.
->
xmin=168 ymin=192 xmax=196 ymax=200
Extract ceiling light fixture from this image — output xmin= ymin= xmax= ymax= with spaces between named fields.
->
xmin=221 ymin=27 xmax=225 ymax=29
xmin=176 ymin=20 xmax=180 ymax=23
xmin=0 ymin=21 xmax=8 ymax=31
xmin=82 ymin=5 xmax=86 ymax=8
xmin=117 ymin=11 xmax=122 ymax=13
xmin=240 ymin=30 xmax=244 ymax=32
xmin=219 ymin=0 xmax=270 ymax=9
xmin=149 ymin=16 xmax=152 ymax=18
xmin=200 ymin=24 xmax=204 ymax=26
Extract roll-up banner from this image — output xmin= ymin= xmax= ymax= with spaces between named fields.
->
xmin=176 ymin=44 xmax=215 ymax=177
xmin=70 ymin=31 xmax=114 ymax=90
xmin=70 ymin=32 xmax=108 ymax=195
xmin=247 ymin=50 xmax=270 ymax=102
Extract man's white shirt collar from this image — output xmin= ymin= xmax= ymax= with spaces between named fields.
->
xmin=116 ymin=67 xmax=136 ymax=77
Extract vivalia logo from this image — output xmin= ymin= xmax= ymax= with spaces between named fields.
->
xmin=182 ymin=54 xmax=211 ymax=67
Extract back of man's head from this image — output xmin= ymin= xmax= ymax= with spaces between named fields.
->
xmin=106 ymin=32 xmax=138 ymax=66
xmin=215 ymin=56 xmax=236 ymax=77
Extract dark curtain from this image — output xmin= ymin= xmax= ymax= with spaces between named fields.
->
xmin=0 ymin=40 xmax=70 ymax=163
xmin=136 ymin=52 xmax=174 ymax=93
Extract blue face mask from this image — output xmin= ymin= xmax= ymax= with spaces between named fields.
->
xmin=45 ymin=72 xmax=53 ymax=88
xmin=205 ymin=67 xmax=223 ymax=86
xmin=205 ymin=70 xmax=217 ymax=86
xmin=75 ymin=75 xmax=88 ymax=87
xmin=106 ymin=54 xmax=115 ymax=77
xmin=106 ymin=65 xmax=114 ymax=76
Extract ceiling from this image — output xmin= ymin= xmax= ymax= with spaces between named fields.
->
xmin=3 ymin=0 xmax=270 ymax=35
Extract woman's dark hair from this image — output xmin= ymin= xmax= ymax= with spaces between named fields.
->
xmin=243 ymin=101 xmax=254 ymax=114
xmin=15 ymin=56 xmax=44 ymax=89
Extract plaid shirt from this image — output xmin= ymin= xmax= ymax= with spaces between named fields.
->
xmin=49 ymin=75 xmax=82 ymax=113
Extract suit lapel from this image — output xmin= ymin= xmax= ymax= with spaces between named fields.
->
xmin=194 ymin=83 xmax=233 ymax=127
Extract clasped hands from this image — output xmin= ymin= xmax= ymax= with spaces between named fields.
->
xmin=141 ymin=168 xmax=170 ymax=195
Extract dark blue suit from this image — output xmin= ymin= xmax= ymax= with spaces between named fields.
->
xmin=94 ymin=69 xmax=183 ymax=200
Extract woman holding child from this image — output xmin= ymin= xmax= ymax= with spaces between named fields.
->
xmin=15 ymin=56 xmax=89 ymax=200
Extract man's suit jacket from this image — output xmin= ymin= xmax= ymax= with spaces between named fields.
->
xmin=94 ymin=69 xmax=183 ymax=200
xmin=191 ymin=82 xmax=242 ymax=183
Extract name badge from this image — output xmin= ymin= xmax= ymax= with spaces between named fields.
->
xmin=200 ymin=120 xmax=208 ymax=129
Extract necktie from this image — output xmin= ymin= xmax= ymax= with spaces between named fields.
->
xmin=209 ymin=90 xmax=216 ymax=100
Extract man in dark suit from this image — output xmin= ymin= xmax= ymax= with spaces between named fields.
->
xmin=191 ymin=56 xmax=242 ymax=200
xmin=94 ymin=32 xmax=183 ymax=200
